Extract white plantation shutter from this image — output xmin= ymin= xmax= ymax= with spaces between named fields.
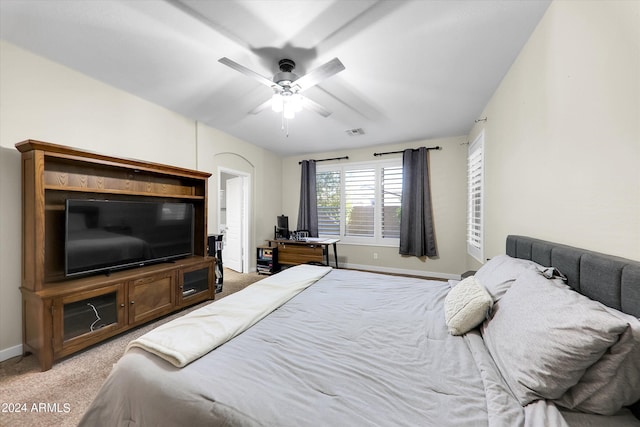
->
xmin=316 ymin=159 xmax=401 ymax=245
xmin=316 ymin=170 xmax=341 ymax=235
xmin=345 ymin=168 xmax=375 ymax=237
xmin=467 ymin=132 xmax=484 ymax=262
xmin=382 ymin=166 xmax=402 ymax=239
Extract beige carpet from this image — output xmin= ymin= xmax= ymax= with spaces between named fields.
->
xmin=0 ymin=269 xmax=263 ymax=427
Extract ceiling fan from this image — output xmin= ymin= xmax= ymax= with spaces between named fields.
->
xmin=218 ymin=56 xmax=345 ymax=120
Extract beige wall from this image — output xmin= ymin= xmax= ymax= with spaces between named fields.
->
xmin=467 ymin=0 xmax=640 ymax=269
xmin=0 ymin=41 xmax=282 ymax=361
xmin=282 ymin=136 xmax=468 ymax=279
xmin=0 ymin=42 xmax=198 ymax=168
xmin=195 ymin=124 xmax=283 ymax=263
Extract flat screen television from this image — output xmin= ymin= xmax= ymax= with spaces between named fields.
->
xmin=65 ymin=199 xmax=194 ymax=278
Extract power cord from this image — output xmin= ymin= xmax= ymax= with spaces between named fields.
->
xmin=87 ymin=302 xmax=102 ymax=332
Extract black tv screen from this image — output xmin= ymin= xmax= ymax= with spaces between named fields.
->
xmin=65 ymin=199 xmax=194 ymax=277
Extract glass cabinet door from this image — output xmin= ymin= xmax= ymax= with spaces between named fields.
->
xmin=53 ymin=283 xmax=125 ymax=358
xmin=178 ymin=260 xmax=214 ymax=306
xmin=63 ymin=292 xmax=119 ymax=341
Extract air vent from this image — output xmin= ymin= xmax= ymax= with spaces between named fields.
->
xmin=345 ymin=128 xmax=365 ymax=136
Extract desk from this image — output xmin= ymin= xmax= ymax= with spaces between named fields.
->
xmin=267 ymin=239 xmax=340 ymax=268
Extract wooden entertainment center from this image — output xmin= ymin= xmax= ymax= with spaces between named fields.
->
xmin=16 ymin=140 xmax=215 ymax=371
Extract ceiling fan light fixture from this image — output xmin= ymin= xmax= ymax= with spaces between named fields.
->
xmin=271 ymin=92 xmax=283 ymax=113
xmin=283 ymin=105 xmax=295 ymax=120
xmin=274 ymin=90 xmax=302 ymax=120
xmin=282 ymin=94 xmax=295 ymax=119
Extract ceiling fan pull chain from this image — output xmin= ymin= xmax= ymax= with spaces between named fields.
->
xmin=279 ymin=110 xmax=289 ymax=137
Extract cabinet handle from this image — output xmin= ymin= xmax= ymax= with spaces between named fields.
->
xmin=130 ymin=301 xmax=135 ymax=305
xmin=120 ymin=303 xmax=125 ymax=308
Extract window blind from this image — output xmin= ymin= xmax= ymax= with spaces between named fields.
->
xmin=467 ymin=132 xmax=484 ymax=261
xmin=345 ymin=168 xmax=375 ymax=237
xmin=382 ymin=166 xmax=402 ymax=239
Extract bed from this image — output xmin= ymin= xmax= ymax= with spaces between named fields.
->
xmin=79 ymin=235 xmax=640 ymax=426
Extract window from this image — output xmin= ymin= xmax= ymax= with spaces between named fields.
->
xmin=316 ymin=170 xmax=341 ymax=236
xmin=467 ymin=131 xmax=484 ymax=262
xmin=316 ymin=159 xmax=402 ymax=245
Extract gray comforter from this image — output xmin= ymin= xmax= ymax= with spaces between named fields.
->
xmin=80 ymin=269 xmax=525 ymax=426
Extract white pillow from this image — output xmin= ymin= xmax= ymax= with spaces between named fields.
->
xmin=444 ymin=276 xmax=493 ymax=336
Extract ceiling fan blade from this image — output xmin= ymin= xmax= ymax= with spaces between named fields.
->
xmin=218 ymin=57 xmax=279 ymax=89
xmin=293 ymin=58 xmax=345 ymax=92
xmin=302 ymin=96 xmax=332 ymax=118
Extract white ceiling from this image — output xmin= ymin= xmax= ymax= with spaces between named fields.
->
xmin=0 ymin=0 xmax=551 ymax=156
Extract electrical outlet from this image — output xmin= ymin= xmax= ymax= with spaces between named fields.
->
xmin=373 ymin=252 xmax=378 ymax=260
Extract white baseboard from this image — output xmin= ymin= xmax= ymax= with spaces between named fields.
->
xmin=341 ymin=263 xmax=461 ymax=281
xmin=0 ymin=344 xmax=23 ymax=363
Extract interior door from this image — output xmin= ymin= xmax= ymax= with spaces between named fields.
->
xmin=225 ymin=176 xmax=244 ymax=272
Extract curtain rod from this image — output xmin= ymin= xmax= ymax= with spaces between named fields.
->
xmin=299 ymin=156 xmax=349 ymax=164
xmin=373 ymin=146 xmax=441 ymax=156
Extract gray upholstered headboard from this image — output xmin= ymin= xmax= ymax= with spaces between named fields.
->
xmin=506 ymin=235 xmax=640 ymax=318
xmin=507 ymin=235 xmax=640 ymax=418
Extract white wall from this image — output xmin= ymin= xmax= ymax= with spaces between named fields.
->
xmin=282 ymin=136 xmax=468 ymax=278
xmin=0 ymin=40 xmax=282 ymax=361
xmin=467 ymin=0 xmax=640 ymax=268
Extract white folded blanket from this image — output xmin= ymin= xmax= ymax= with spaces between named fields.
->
xmin=127 ymin=264 xmax=332 ymax=367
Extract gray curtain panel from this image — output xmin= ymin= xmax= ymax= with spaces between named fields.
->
xmin=297 ymin=160 xmax=319 ymax=237
xmin=399 ymin=147 xmax=437 ymax=257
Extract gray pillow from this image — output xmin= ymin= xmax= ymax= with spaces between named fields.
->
xmin=556 ymin=308 xmax=640 ymax=415
xmin=474 ymin=254 xmax=541 ymax=301
xmin=481 ymin=270 xmax=629 ymax=405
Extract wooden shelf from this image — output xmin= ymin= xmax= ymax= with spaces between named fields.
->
xmin=44 ymin=185 xmax=204 ymax=199
xmin=16 ymin=139 xmax=214 ymax=370
xmin=16 ymin=139 xmax=210 ymax=181
xmin=36 ymin=256 xmax=209 ymax=298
